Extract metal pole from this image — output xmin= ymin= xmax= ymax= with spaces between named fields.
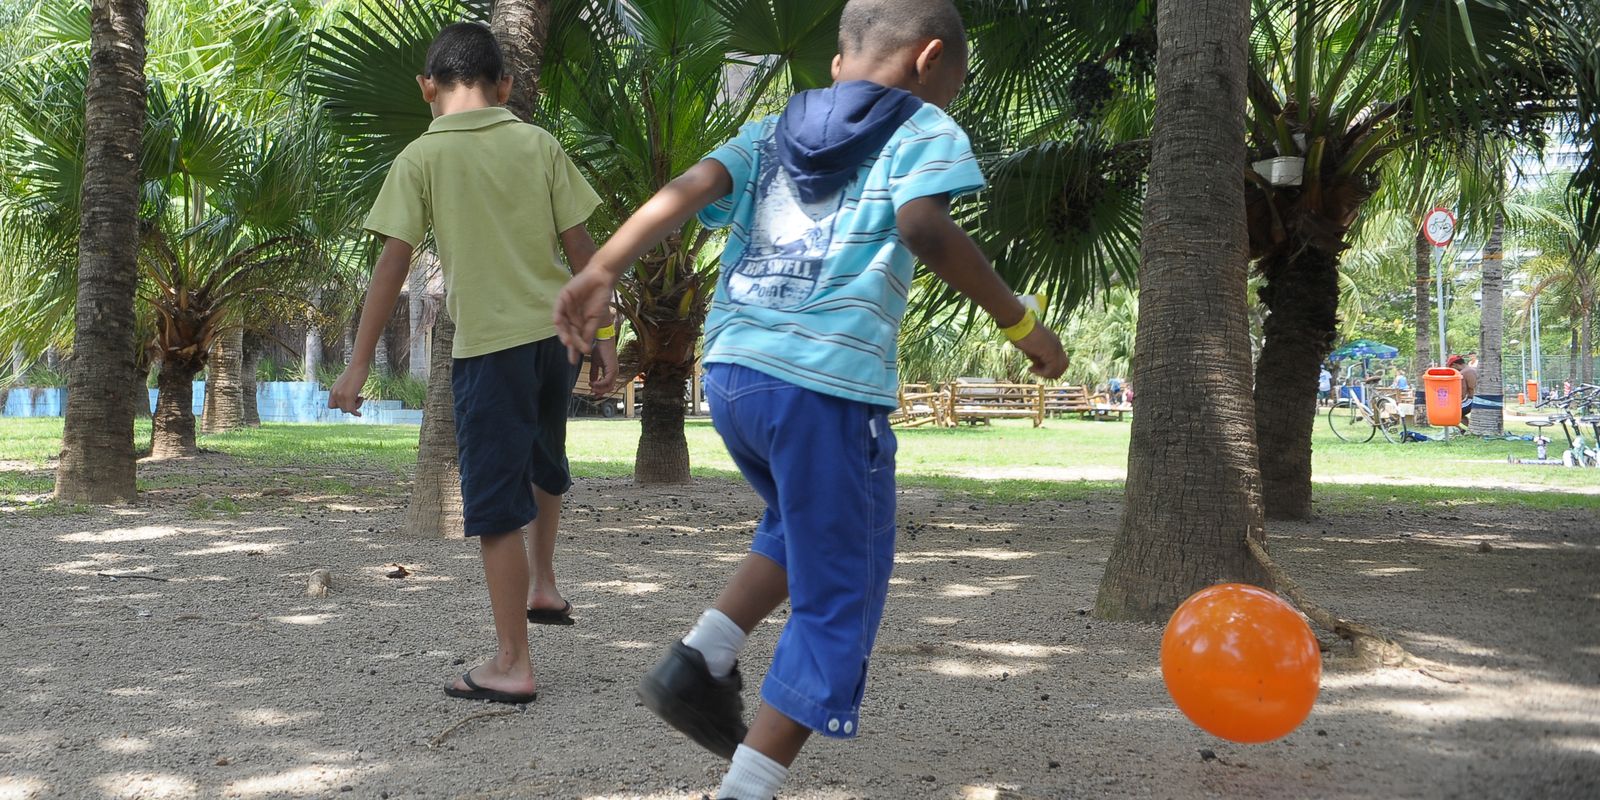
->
xmin=1531 ymin=294 xmax=1541 ymax=394
xmin=1436 ymin=245 xmax=1448 ymax=365
xmin=1434 ymin=245 xmax=1450 ymax=440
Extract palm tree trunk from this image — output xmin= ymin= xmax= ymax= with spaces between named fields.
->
xmin=407 ymin=259 xmax=430 ymax=379
xmin=1413 ymin=228 xmax=1432 ymax=408
xmin=1469 ymin=214 xmax=1504 ymax=436
xmin=55 ymin=0 xmax=148 ymax=504
xmin=151 ymin=358 xmax=200 ymax=458
xmin=1095 ymin=0 xmax=1267 ymax=621
xmin=1582 ymin=295 xmax=1594 ymax=385
xmin=131 ymin=355 xmax=152 ymax=420
xmin=492 ymin=0 xmax=551 ymax=120
xmin=402 ymin=308 xmax=463 ymax=538
xmin=1254 ymin=246 xmax=1340 ymax=520
xmin=202 ymin=326 xmax=246 ymax=433
xmin=374 ymin=322 xmax=391 ymax=375
xmin=242 ymin=338 xmax=261 ymax=427
xmin=633 ymin=321 xmax=691 ymax=483
xmin=304 ymin=290 xmax=323 ymax=381
xmin=1570 ymin=330 xmax=1580 ymax=387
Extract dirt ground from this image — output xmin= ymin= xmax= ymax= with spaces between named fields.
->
xmin=2 ymin=456 xmax=1597 ymax=800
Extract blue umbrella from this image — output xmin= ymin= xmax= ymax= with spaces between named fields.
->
xmin=1329 ymin=339 xmax=1399 ymax=362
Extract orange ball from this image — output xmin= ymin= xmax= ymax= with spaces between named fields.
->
xmin=1160 ymin=583 xmax=1321 ymax=743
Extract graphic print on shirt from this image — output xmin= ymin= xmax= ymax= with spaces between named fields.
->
xmin=725 ymin=138 xmax=846 ymax=309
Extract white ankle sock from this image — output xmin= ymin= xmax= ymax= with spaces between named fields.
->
xmin=682 ymin=608 xmax=746 ymax=678
xmin=716 ymin=744 xmax=788 ymax=800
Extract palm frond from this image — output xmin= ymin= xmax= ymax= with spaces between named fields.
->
xmin=307 ymin=0 xmax=482 ymax=206
xmin=914 ymin=135 xmax=1143 ymax=326
xmin=712 ymin=0 xmax=845 ymax=90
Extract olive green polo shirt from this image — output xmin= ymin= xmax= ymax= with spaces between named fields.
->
xmin=364 ymin=107 xmax=601 ymax=359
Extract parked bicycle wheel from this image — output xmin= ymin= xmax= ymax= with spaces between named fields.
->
xmin=1374 ymin=397 xmax=1407 ymax=443
xmin=1327 ymin=400 xmax=1376 ymax=443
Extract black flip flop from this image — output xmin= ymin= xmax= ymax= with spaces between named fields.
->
xmin=443 ymin=670 xmax=537 ymax=704
xmin=527 ymin=600 xmax=575 ymax=626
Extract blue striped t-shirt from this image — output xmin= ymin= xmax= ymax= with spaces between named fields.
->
xmin=698 ymin=104 xmax=986 ymax=407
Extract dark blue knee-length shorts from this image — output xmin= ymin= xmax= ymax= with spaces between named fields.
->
xmin=451 ymin=337 xmax=578 ymax=537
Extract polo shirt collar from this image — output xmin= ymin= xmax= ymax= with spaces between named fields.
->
xmin=426 ymin=107 xmax=519 ymax=134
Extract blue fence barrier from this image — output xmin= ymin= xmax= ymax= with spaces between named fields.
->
xmin=1 ymin=381 xmax=422 ymax=425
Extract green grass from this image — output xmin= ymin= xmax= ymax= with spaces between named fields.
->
xmin=1312 ymin=482 xmax=1600 ymax=512
xmin=193 ymin=424 xmax=419 ymax=473
xmin=3 ymin=413 xmax=1595 ymax=510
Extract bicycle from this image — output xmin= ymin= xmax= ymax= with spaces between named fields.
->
xmin=1327 ymin=388 xmax=1407 ymax=443
xmin=1515 ymin=385 xmax=1600 ymax=467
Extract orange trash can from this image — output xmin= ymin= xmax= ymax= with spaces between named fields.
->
xmin=1526 ymin=380 xmax=1540 ymax=404
xmin=1425 ymin=368 xmax=1462 ymax=427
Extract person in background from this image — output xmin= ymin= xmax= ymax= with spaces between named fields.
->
xmin=330 ymin=23 xmax=615 ymax=704
xmin=1392 ymin=368 xmax=1409 ymax=391
xmin=1318 ymin=365 xmax=1332 ymax=405
xmin=1108 ymin=375 xmax=1124 ymax=404
xmin=1448 ymin=354 xmax=1476 ymax=424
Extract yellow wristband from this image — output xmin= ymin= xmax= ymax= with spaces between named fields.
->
xmin=999 ymin=309 xmax=1037 ymax=342
xmin=595 ymin=324 xmax=616 ymax=340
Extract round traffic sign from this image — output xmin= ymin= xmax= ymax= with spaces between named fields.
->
xmin=1423 ymin=207 xmax=1456 ymax=247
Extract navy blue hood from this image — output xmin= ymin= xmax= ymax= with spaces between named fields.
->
xmin=775 ymin=80 xmax=924 ymax=203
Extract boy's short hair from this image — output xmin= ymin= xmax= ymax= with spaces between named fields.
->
xmin=425 ymin=22 xmax=504 ymax=87
xmin=839 ymin=0 xmax=967 ymax=59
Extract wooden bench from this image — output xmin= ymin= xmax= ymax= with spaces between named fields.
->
xmin=1044 ymin=385 xmax=1095 ymax=416
xmin=890 ymin=383 xmax=947 ymax=428
xmin=946 ymin=381 xmax=1045 ymax=427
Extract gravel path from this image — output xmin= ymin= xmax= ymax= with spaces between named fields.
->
xmin=1 ymin=458 xmax=1596 ymax=799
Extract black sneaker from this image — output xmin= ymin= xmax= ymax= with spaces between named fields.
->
xmin=637 ymin=641 xmax=747 ymax=759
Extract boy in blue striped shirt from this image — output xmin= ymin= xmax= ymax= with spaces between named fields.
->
xmin=555 ymin=1 xmax=1066 ymax=796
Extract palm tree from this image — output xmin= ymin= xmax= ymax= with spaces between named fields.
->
xmin=904 ymin=1 xmax=1151 ymax=337
xmin=1518 ymin=185 xmax=1599 ymax=389
xmin=3 ymin=0 xmax=355 ymax=446
xmin=906 ymin=0 xmax=1592 ymax=524
xmin=1 ymin=60 xmax=329 ymax=457
xmin=1469 ymin=212 xmax=1505 ymax=435
xmin=53 ymin=0 xmax=148 ymax=503
xmin=539 ymin=0 xmax=846 ymax=482
xmin=1242 ymin=0 xmax=1577 ymax=518
xmin=1095 ymin=0 xmax=1268 ymax=621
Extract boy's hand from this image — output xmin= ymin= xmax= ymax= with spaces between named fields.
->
xmin=328 ymin=365 xmax=369 ymax=417
xmin=590 ymin=338 xmax=620 ymax=396
xmin=554 ymin=269 xmax=615 ymax=363
xmin=1013 ymin=324 xmax=1069 ymax=379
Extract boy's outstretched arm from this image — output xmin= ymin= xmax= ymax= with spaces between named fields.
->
xmin=897 ymin=195 xmax=1070 ymax=379
xmin=559 ymin=224 xmax=619 ymax=395
xmin=329 ymin=236 xmax=414 ymax=415
xmin=554 ymin=159 xmax=732 ymax=361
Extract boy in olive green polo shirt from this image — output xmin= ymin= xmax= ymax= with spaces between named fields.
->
xmin=330 ymin=22 xmax=616 ymax=704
